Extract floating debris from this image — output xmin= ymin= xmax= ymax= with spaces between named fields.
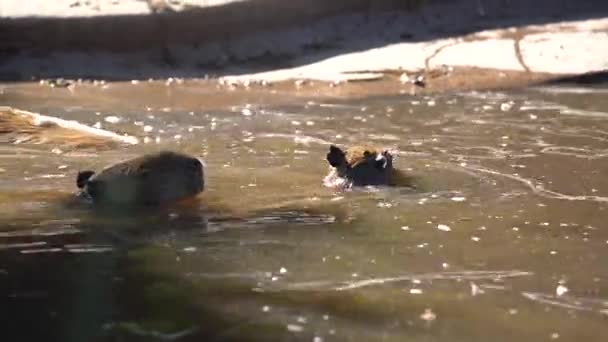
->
xmin=104 ymin=116 xmax=122 ymax=124
xmin=470 ymin=282 xmax=485 ymax=296
xmin=377 ymin=202 xmax=393 ymax=208
xmin=500 ymin=102 xmax=514 ymax=111
xmin=437 ymin=224 xmax=451 ymax=231
xmin=420 ymin=308 xmax=436 ymax=322
xmin=286 ymin=324 xmax=304 ymax=333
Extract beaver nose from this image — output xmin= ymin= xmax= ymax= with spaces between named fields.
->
xmin=374 ymin=154 xmax=388 ymax=169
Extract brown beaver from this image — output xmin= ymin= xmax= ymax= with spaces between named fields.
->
xmin=324 ymin=144 xmax=410 ymax=189
xmin=77 ymin=151 xmax=204 ymax=206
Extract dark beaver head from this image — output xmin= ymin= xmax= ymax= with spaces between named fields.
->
xmin=324 ymin=144 xmax=393 ymax=189
xmin=76 ymin=170 xmax=95 ymax=189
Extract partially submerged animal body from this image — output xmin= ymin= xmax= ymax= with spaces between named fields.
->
xmin=324 ymin=144 xmax=412 ymax=190
xmin=77 ymin=151 xmax=205 ymax=206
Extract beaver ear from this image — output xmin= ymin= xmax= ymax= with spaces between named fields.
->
xmin=327 ymin=145 xmax=346 ymax=167
xmin=76 ymin=170 xmax=95 ymax=189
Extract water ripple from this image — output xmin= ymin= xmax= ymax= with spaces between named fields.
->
xmin=540 ymin=146 xmax=608 ymax=159
xmin=462 ymin=165 xmax=608 ymax=203
xmin=522 ymin=292 xmax=608 ymax=315
xmin=264 ymin=270 xmax=533 ymax=291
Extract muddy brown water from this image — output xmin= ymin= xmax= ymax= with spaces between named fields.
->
xmin=1 ymin=82 xmax=608 ymax=342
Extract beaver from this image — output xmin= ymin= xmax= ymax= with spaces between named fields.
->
xmin=324 ymin=144 xmax=410 ymax=189
xmin=77 ymin=151 xmax=204 ymax=206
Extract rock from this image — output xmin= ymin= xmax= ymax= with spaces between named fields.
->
xmin=77 ymin=151 xmax=204 ymax=206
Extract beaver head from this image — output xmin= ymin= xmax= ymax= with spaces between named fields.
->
xmin=76 ymin=151 xmax=204 ymax=206
xmin=324 ymin=144 xmax=393 ymax=189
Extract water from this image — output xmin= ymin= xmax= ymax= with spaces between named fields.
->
xmin=1 ymin=82 xmax=608 ymax=341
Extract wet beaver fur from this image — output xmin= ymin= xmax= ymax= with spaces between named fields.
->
xmin=77 ymin=151 xmax=204 ymax=206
